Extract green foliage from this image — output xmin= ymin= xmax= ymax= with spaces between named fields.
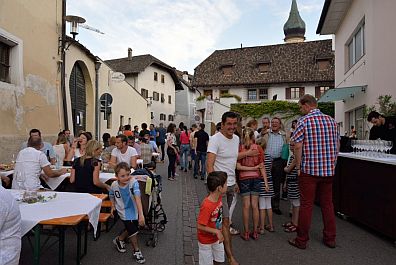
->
xmin=220 ymin=93 xmax=242 ymax=102
xmin=230 ymin=100 xmax=334 ymax=119
xmin=196 ymin=95 xmax=206 ymax=101
xmin=364 ymin=95 xmax=396 ymax=117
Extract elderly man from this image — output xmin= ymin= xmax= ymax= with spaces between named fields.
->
xmin=264 ymin=117 xmax=287 ymax=215
xmin=110 ymin=135 xmax=138 ymax=169
xmin=12 ymin=137 xmax=66 ymax=190
xmin=21 ymin=129 xmax=56 ymax=164
xmin=289 ymin=94 xmax=339 ymax=249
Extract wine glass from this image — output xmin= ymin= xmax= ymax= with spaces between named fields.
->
xmin=15 ymin=170 xmax=26 ymax=190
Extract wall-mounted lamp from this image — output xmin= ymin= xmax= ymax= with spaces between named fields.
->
xmin=65 ymin=15 xmax=86 ymax=39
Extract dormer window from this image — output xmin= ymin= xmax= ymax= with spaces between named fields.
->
xmin=317 ymin=59 xmax=331 ymax=70
xmin=258 ymin=62 xmax=270 ymax=73
xmin=220 ymin=63 xmax=234 ymax=76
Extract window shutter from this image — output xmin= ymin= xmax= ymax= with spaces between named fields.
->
xmin=286 ymin=88 xmax=291 ymax=99
xmin=299 ymin=87 xmax=305 ymax=97
xmin=315 ymin=87 xmax=320 ymax=98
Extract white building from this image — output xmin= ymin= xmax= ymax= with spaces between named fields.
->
xmin=106 ymin=50 xmax=183 ymax=127
xmin=317 ymin=0 xmax=396 ymax=139
xmin=174 ymin=70 xmax=197 ymax=127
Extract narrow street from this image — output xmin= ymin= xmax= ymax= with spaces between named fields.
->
xmin=19 ymin=161 xmax=396 ymax=265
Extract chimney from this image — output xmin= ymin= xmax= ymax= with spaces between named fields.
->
xmin=182 ymin=71 xmax=189 ymax=82
xmin=128 ymin=48 xmax=132 ymax=60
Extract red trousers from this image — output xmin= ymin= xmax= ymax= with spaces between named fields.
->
xmin=296 ymin=172 xmax=336 ymax=245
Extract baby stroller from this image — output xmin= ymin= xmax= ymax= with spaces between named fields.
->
xmin=132 ymin=165 xmax=167 ymax=247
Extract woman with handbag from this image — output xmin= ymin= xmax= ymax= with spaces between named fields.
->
xmin=166 ymin=123 xmax=178 ymax=181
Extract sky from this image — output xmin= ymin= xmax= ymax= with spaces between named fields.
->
xmin=66 ymin=0 xmax=330 ymax=74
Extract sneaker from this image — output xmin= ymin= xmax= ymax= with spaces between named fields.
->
xmin=133 ymin=250 xmax=146 ymax=264
xmin=113 ymin=237 xmax=126 ymax=253
xmin=229 ymin=226 xmax=240 ymax=235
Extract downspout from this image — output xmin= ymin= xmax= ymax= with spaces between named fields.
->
xmin=95 ymin=59 xmax=101 ymax=141
xmin=60 ymin=0 xmax=68 ymax=129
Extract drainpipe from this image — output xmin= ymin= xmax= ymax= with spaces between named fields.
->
xmin=60 ymin=0 xmax=68 ymax=130
xmin=95 ymin=59 xmax=101 ymax=141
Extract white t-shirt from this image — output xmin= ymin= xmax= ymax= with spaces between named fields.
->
xmin=12 ymin=147 xmax=51 ymax=190
xmin=111 ymin=146 xmax=138 ymax=167
xmin=0 ymin=186 xmax=21 ymax=265
xmin=207 ymin=132 xmax=239 ymax=186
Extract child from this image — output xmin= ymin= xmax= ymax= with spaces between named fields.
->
xmin=197 ymin=171 xmax=227 ymax=265
xmin=283 ymin=141 xmax=300 ymax=233
xmin=258 ymin=140 xmax=275 ymax=233
xmin=110 ymin=162 xmax=146 ymax=264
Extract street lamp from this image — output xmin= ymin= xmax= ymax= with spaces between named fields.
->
xmin=65 ymin=15 xmax=86 ymax=39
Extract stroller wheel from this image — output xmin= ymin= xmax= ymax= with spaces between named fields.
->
xmin=157 ymin=223 xmax=165 ymax=232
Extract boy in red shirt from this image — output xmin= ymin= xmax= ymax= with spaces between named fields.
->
xmin=197 ymin=171 xmax=227 ymax=265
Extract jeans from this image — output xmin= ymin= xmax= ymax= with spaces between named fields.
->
xmin=180 ymin=144 xmax=190 ymax=169
xmin=194 ymin=151 xmax=206 ymax=177
xmin=296 ymin=172 xmax=336 ymax=245
xmin=167 ymin=154 xmax=176 ymax=178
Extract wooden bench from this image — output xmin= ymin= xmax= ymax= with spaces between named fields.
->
xmin=83 ymin=213 xmax=112 ymax=240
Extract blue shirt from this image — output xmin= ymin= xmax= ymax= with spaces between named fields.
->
xmin=157 ymin=127 xmax=166 ymax=144
xmin=21 ymin=141 xmax=56 ymax=159
xmin=109 ymin=179 xmax=141 ymax=221
xmin=149 ymin=129 xmax=157 ymax=140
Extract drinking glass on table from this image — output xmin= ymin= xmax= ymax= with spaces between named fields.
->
xmin=15 ymin=170 xmax=26 ymax=190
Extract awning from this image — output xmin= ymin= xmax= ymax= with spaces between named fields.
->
xmin=318 ymin=86 xmax=367 ymax=102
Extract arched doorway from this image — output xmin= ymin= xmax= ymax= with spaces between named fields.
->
xmin=69 ymin=63 xmax=86 ymax=135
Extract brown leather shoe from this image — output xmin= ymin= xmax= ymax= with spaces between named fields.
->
xmin=288 ymin=238 xmax=306 ymax=249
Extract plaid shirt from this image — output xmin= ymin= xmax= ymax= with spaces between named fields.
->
xmin=291 ymin=109 xmax=339 ymax=177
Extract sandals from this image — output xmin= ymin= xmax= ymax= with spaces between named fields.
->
xmin=282 ymin=222 xmax=293 ymax=228
xmin=250 ymin=231 xmax=259 ymax=240
xmin=264 ymin=225 xmax=275 ymax=232
xmin=284 ymin=224 xmax=297 ymax=233
xmin=258 ymin=228 xmax=265 ymax=235
xmin=240 ymin=231 xmax=250 ymax=241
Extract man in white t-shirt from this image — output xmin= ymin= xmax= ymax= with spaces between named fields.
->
xmin=0 ymin=186 xmax=21 ymax=265
xmin=110 ymin=135 xmax=138 ymax=169
xmin=12 ymin=137 xmax=66 ymax=190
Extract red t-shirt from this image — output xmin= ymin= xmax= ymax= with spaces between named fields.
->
xmin=123 ymin=130 xmax=133 ymax=137
xmin=197 ymin=196 xmax=223 ymax=244
xmin=180 ymin=131 xmax=190 ymax=145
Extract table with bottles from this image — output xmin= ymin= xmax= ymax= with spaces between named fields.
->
xmin=334 ymin=144 xmax=396 ymax=241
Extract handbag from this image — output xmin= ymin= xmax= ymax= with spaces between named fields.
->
xmin=281 ymin=143 xmax=289 ymax=160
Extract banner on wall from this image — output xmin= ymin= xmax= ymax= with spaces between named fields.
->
xmin=205 ymin=100 xmax=214 ymax=122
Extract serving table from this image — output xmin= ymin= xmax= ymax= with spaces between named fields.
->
xmin=334 ymin=153 xmax=396 ymax=241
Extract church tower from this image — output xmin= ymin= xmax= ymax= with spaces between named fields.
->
xmin=283 ymin=0 xmax=306 ymax=43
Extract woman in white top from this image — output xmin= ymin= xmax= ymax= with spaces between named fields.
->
xmin=53 ymin=133 xmax=70 ymax=166
xmin=65 ymin=132 xmax=92 ymax=163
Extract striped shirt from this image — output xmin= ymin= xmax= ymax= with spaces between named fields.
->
xmin=291 ymin=108 xmax=339 ymax=177
xmin=109 ymin=179 xmax=141 ymax=221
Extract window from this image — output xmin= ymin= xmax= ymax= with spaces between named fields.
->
xmin=315 ymin=86 xmax=331 ymax=98
xmin=203 ymin=89 xmax=213 ymax=99
xmin=161 ymin=74 xmax=165 ymax=83
xmin=0 ymin=42 xmax=10 ymax=83
xmin=168 ymin=114 xmax=174 ymax=121
xmin=141 ymin=88 xmax=148 ymax=98
xmin=347 ymin=21 xmax=365 ymax=69
xmin=161 ymin=93 xmax=165 ymax=103
xmin=153 ymin=92 xmax=159 ymax=101
xmin=220 ymin=89 xmax=229 ymax=96
xmin=317 ymin=59 xmax=331 ymax=71
xmin=286 ymin=87 xmax=305 ymax=99
xmin=128 ymin=118 xmax=131 ymax=125
xmin=221 ymin=65 xmax=233 ymax=76
xmin=154 ymin=72 xmax=158 ymax=81
xmin=151 ymin=112 xmax=154 ymax=119
xmin=119 ymin=115 xmax=124 ymax=128
xmin=168 ymin=95 xmax=172 ymax=104
xmin=247 ymin=89 xmax=257 ymax=100
xmin=258 ymin=63 xmax=270 ymax=73
xmin=259 ymin=89 xmax=268 ymax=100
xmin=160 ymin=113 xmax=166 ymax=121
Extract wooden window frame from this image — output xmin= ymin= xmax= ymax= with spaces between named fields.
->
xmin=154 ymin=72 xmax=158 ymax=81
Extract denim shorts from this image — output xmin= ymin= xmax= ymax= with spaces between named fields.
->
xmin=239 ymin=178 xmax=262 ymax=196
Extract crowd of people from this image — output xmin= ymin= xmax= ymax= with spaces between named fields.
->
xmin=3 ymin=93 xmax=395 ymax=265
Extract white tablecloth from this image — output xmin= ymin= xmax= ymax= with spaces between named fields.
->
xmin=44 ymin=172 xmax=117 ymax=190
xmin=10 ymin=190 xmax=102 ymax=236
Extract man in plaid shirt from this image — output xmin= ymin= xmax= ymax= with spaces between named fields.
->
xmin=288 ymin=94 xmax=340 ymax=249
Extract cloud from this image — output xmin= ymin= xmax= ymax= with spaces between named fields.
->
xmin=67 ymin=0 xmax=241 ymax=72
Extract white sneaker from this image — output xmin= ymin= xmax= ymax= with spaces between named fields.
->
xmin=113 ymin=237 xmax=126 ymax=253
xmin=133 ymin=250 xmax=146 ymax=264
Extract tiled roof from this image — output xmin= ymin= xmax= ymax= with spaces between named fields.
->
xmin=193 ymin=40 xmax=334 ymax=87
xmin=105 ymin=55 xmax=183 ymax=90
